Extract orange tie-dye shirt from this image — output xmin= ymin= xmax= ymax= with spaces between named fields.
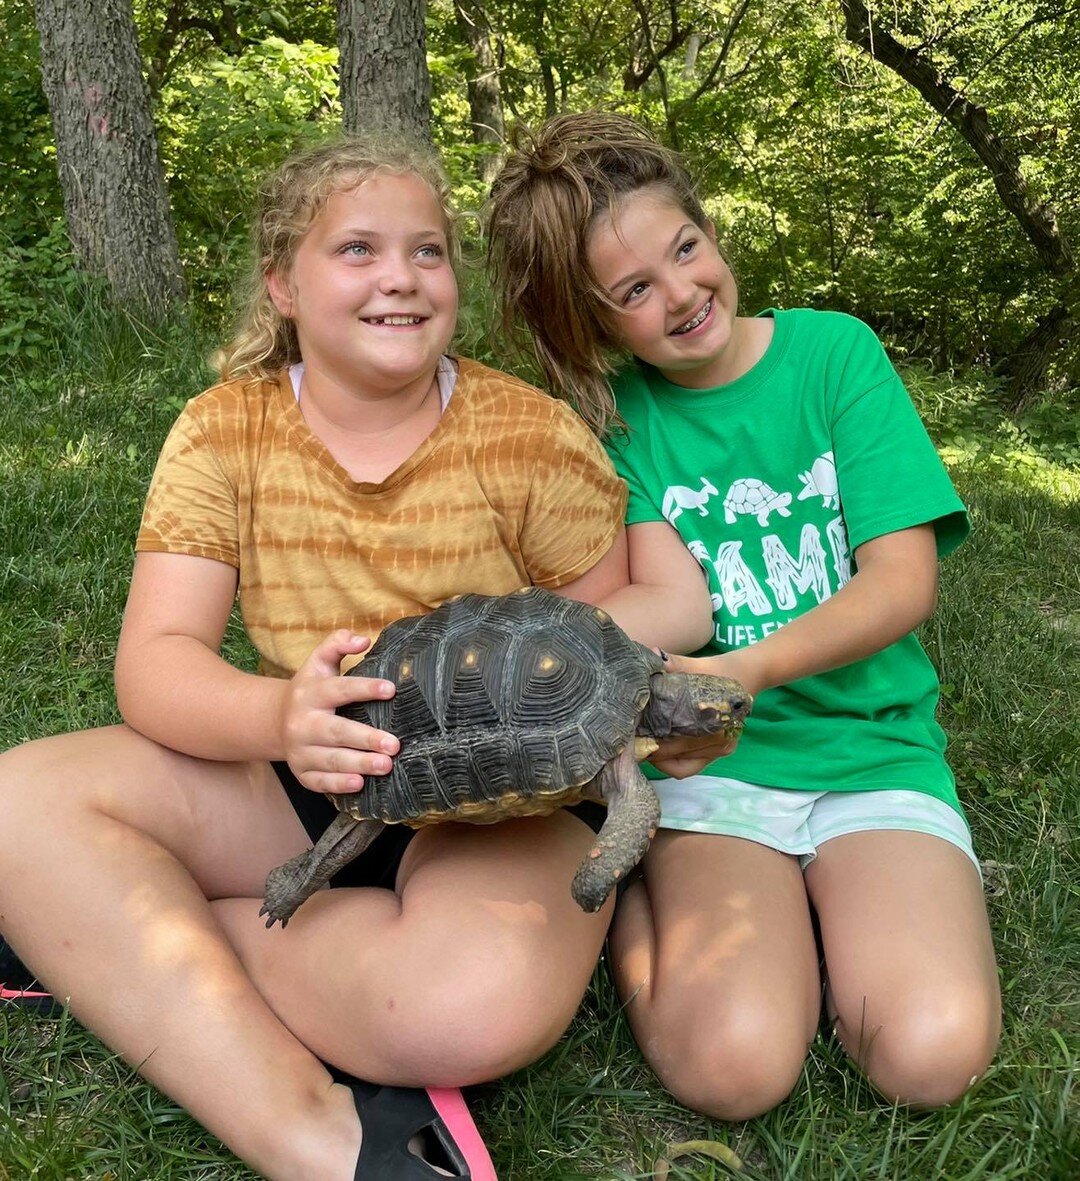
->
xmin=137 ymin=358 xmax=627 ymax=679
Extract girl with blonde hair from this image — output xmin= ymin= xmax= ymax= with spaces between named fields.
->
xmin=0 ymin=134 xmax=720 ymax=1179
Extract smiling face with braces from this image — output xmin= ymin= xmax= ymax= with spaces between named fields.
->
xmin=586 ymin=185 xmax=746 ymax=389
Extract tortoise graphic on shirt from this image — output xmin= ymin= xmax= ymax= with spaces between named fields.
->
xmin=723 ymin=479 xmax=793 ymax=526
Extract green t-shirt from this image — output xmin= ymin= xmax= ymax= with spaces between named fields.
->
xmin=606 ymin=308 xmax=969 ymax=813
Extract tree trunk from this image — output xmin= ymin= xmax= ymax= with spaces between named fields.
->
xmin=1000 ymin=304 xmax=1076 ymax=415
xmin=337 ymin=0 xmax=431 ymax=141
xmin=33 ymin=0 xmax=184 ymax=310
xmin=453 ymin=0 xmax=504 ymax=183
xmin=841 ymin=0 xmax=1072 ymax=275
xmin=840 ymin=0 xmax=1076 ymax=410
xmin=539 ymin=58 xmax=558 ymax=118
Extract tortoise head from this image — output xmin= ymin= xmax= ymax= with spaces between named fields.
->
xmin=640 ymin=672 xmax=752 ymax=738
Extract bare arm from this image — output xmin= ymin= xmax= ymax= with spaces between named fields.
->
xmin=671 ymin=523 xmax=939 ymax=696
xmin=599 ymin=522 xmax=714 ymax=651
xmin=546 ymin=527 xmax=632 ymax=606
xmin=115 ymin=551 xmax=399 ymax=792
xmin=550 ymin=525 xmax=734 ymax=773
xmin=654 ymin=524 xmax=939 ymax=777
xmin=551 ymin=523 xmax=713 ymax=654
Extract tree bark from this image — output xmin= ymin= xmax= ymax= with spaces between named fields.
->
xmin=842 ymin=0 xmax=1071 ymax=274
xmin=453 ymin=0 xmax=504 ymax=183
xmin=34 ymin=0 xmax=185 ymax=310
xmin=840 ymin=0 xmax=1076 ymax=409
xmin=1001 ymin=304 xmax=1077 ymax=415
xmin=337 ymin=0 xmax=431 ymax=141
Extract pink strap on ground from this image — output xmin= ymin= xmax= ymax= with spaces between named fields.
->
xmin=1 ymin=985 xmax=51 ymax=1001
xmin=425 ymin=1087 xmax=498 ymax=1181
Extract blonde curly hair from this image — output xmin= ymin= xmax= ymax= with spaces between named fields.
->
xmin=486 ymin=110 xmax=707 ymax=436
xmin=215 ymin=136 xmax=458 ymax=380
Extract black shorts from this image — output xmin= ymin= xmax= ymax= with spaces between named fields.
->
xmin=273 ymin=762 xmax=606 ymax=891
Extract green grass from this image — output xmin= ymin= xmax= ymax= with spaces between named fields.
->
xmin=1 ymin=298 xmax=1078 ymax=1179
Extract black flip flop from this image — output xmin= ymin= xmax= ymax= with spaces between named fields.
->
xmin=340 ymin=1074 xmax=497 ymax=1180
xmin=0 ymin=938 xmax=59 ymax=1014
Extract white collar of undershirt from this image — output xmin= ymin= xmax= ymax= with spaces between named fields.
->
xmin=288 ymin=356 xmax=458 ymax=411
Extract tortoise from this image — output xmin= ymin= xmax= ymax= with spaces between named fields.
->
xmin=261 ymin=587 xmax=751 ymax=926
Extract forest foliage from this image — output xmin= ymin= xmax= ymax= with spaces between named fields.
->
xmin=1 ymin=10 xmax=1078 ymax=1174
xmin=2 ymin=0 xmax=1078 ymax=406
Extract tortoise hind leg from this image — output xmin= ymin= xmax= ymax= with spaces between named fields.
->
xmin=571 ymin=745 xmax=661 ymax=913
xmin=261 ymin=813 xmax=384 ymax=928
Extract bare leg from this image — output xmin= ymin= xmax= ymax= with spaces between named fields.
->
xmin=218 ymin=812 xmax=612 ymax=1086
xmin=608 ymin=831 xmax=820 ymax=1120
xmin=805 ymin=830 xmax=1001 ymax=1107
xmin=0 ymin=727 xmax=354 ymax=1181
xmin=0 ymin=726 xmax=610 ymax=1179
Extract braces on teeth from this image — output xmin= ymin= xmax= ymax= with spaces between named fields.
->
xmin=673 ymin=300 xmax=711 ymax=334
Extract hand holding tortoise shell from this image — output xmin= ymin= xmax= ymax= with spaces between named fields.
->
xmin=261 ymin=587 xmax=751 ymax=926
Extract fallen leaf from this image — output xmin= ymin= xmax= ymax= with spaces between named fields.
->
xmin=666 ymin=1139 xmax=743 ymax=1171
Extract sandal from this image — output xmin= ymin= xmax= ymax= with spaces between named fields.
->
xmin=0 ymin=938 xmax=59 ymax=1014
xmin=341 ymin=1074 xmax=497 ymax=1181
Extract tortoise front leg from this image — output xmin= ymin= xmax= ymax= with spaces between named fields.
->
xmin=261 ymin=813 xmax=384 ymax=928
xmin=571 ymin=744 xmax=661 ymax=913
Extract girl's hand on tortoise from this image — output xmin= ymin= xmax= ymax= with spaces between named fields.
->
xmin=660 ymin=648 xmax=767 ymax=698
xmin=647 ymin=648 xmax=753 ymax=778
xmin=281 ymin=629 xmax=400 ymax=795
xmin=649 ymin=731 xmax=741 ymax=778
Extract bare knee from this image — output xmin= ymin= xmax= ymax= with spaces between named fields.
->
xmin=0 ymin=735 xmax=75 ymax=841
xmin=0 ymin=729 xmax=121 ymax=815
xmin=0 ymin=725 xmax=196 ymax=840
xmin=419 ymin=992 xmax=572 ymax=1085
xmin=392 ymin=948 xmax=587 ymax=1084
xmin=836 ymin=985 xmax=1001 ymax=1107
xmin=316 ymin=909 xmax=594 ymax=1088
xmin=0 ymin=736 xmax=47 ymax=797
xmin=635 ymin=1000 xmax=810 ymax=1120
xmin=373 ymin=992 xmax=572 ymax=1087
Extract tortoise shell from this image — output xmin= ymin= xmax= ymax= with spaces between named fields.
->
xmin=336 ymin=586 xmax=662 ymax=826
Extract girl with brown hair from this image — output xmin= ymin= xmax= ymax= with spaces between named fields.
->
xmin=487 ymin=110 xmax=1000 ymax=1120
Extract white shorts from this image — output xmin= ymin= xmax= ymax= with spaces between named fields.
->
xmin=653 ymin=776 xmax=980 ymax=875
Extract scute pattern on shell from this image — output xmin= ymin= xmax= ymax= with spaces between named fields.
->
xmin=335 ymin=588 xmax=660 ymax=825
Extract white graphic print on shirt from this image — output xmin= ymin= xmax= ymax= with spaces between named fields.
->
xmin=796 ymin=451 xmax=839 ymax=510
xmin=722 ymin=479 xmax=793 ymax=526
xmin=664 ymin=456 xmax=851 ymax=649
xmin=661 ymin=477 xmax=718 ymax=523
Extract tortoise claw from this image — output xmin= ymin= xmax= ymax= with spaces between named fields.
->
xmin=258 ymin=904 xmax=289 ymax=930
